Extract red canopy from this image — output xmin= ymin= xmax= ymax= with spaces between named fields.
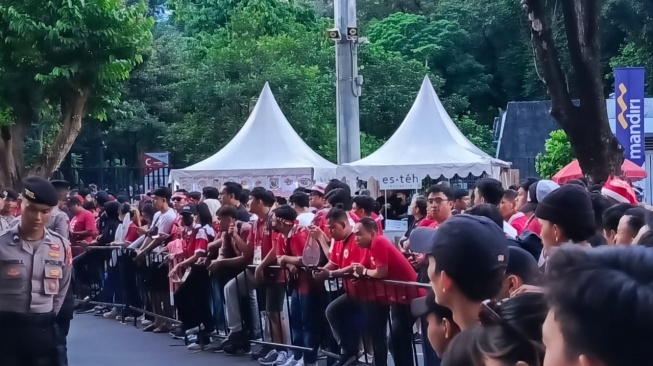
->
xmin=552 ymin=159 xmax=647 ymax=184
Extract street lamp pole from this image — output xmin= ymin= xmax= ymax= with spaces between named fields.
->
xmin=334 ymin=0 xmax=361 ymax=164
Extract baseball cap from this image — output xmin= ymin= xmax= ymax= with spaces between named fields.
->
xmin=409 ymin=215 xmax=509 ymax=275
xmin=520 ymin=180 xmax=560 ymax=213
xmin=411 ymin=289 xmax=454 ymax=320
xmin=66 ymin=196 xmax=82 ymax=206
xmin=505 ymin=245 xmax=540 ymax=284
xmin=310 ymin=182 xmax=327 ymax=195
xmin=180 ymin=204 xmax=197 ymax=215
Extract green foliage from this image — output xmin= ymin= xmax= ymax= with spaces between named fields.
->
xmin=454 ymin=115 xmax=495 ymax=156
xmin=535 ymin=130 xmax=574 ymax=179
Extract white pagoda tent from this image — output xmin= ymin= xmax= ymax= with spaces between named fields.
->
xmin=169 ymin=83 xmax=337 ymax=195
xmin=338 ymin=76 xmax=510 ymax=186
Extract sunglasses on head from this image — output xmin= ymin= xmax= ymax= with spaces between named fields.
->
xmin=479 ymin=299 xmax=531 ymax=340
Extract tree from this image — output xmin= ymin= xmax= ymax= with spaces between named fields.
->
xmin=0 ymin=0 xmax=153 ymax=187
xmin=535 ymin=129 xmax=574 ymax=179
xmin=520 ymin=0 xmax=622 ymax=182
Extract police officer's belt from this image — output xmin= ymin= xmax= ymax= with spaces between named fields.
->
xmin=0 ymin=311 xmax=55 ymax=327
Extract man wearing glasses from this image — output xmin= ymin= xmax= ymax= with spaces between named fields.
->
xmin=423 ymin=185 xmax=454 ymax=229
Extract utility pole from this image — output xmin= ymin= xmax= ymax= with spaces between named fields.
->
xmin=333 ymin=0 xmax=361 ymax=164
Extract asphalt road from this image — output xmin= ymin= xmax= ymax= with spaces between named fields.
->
xmin=68 ymin=314 xmax=252 ymax=366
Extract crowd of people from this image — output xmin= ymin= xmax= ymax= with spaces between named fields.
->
xmin=1 ymin=173 xmax=652 ymax=366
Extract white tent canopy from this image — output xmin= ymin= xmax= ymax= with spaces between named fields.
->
xmin=338 ymin=76 xmax=510 ymax=183
xmin=169 ymin=83 xmax=336 ymax=192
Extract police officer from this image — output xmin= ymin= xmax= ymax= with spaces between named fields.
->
xmin=0 ymin=176 xmax=72 ymax=365
xmin=50 ymin=180 xmax=74 ymax=366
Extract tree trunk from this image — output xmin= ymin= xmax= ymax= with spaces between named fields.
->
xmin=521 ymin=0 xmax=623 ymax=183
xmin=29 ymin=89 xmax=90 ymax=179
xmin=0 ymin=115 xmax=30 ymax=188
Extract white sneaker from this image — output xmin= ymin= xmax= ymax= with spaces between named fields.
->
xmin=258 ymin=349 xmax=279 ymax=365
xmin=295 ymin=359 xmax=306 ymax=366
xmin=188 ymin=342 xmax=202 ymax=351
xmin=358 ymin=353 xmax=373 ymax=364
xmin=274 ymin=351 xmax=289 ymax=366
xmin=280 ymin=357 xmax=299 ymax=366
xmin=103 ymin=308 xmax=120 ymax=319
xmin=142 ymin=319 xmax=153 ymax=326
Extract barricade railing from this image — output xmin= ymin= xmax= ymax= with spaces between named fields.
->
xmin=71 ymin=249 xmax=432 ymax=366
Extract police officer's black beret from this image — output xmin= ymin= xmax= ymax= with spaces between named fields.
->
xmin=21 ymin=176 xmax=59 ymax=207
xmin=50 ymin=180 xmax=70 ymax=191
xmin=2 ymin=188 xmax=19 ymax=201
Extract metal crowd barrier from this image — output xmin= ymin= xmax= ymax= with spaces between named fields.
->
xmin=71 ymin=247 xmax=433 ymax=366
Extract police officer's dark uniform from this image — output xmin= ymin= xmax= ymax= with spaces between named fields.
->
xmin=50 ymin=180 xmax=74 ymax=366
xmin=0 ymin=177 xmax=72 ymax=366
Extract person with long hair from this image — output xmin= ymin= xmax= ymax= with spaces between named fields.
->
xmin=477 ymin=293 xmax=547 ymax=366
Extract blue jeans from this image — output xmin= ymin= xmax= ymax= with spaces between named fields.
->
xmin=102 ymin=266 xmax=122 ymax=304
xmin=211 ymin=276 xmax=227 ymax=333
xmin=290 ymin=291 xmax=321 ymax=363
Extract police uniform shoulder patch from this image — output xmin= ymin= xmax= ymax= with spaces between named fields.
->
xmin=45 ymin=228 xmax=72 ymax=266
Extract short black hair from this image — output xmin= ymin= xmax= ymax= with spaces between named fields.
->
xmin=427 ymin=185 xmax=453 ymax=201
xmin=637 ymin=230 xmax=653 ymax=248
xmin=325 ymin=188 xmax=352 ymax=211
xmin=276 ymin=196 xmax=287 ymax=206
xmin=239 ymin=189 xmax=250 ymax=206
xmin=289 ymin=192 xmax=310 ymax=209
xmin=466 ymin=204 xmax=503 ymax=229
xmin=508 ymin=185 xmax=519 ymax=191
xmin=326 ymin=207 xmax=349 ymax=223
xmin=602 ymin=203 xmax=634 ymax=233
xmin=152 ymin=187 xmax=172 ymax=202
xmin=197 ymin=202 xmax=213 ymax=227
xmin=250 ymin=187 xmax=276 ymax=207
xmin=413 ymin=196 xmax=427 ymax=216
xmin=325 ymin=179 xmax=350 ymax=196
xmin=441 ymin=326 xmax=483 ymax=366
xmin=519 ymin=178 xmax=538 ymax=193
xmin=624 ymin=207 xmax=648 ymax=234
xmin=546 ymin=246 xmax=653 ymax=366
xmin=202 ymin=186 xmax=220 ymax=200
xmin=273 ymin=204 xmax=297 ymax=222
xmin=222 ymin=182 xmax=243 ymax=200
xmin=352 ymin=195 xmax=376 ymax=216
xmin=357 ymin=217 xmax=378 ymax=233
xmin=188 ymin=191 xmax=202 ymax=201
xmin=589 ymin=193 xmax=610 ymax=231
xmin=453 ymin=189 xmax=469 ymax=200
xmin=217 ymin=205 xmax=237 ymax=219
xmin=502 ymin=189 xmax=518 ymax=201
xmin=475 ymin=178 xmax=504 ymax=205
xmin=566 ymin=179 xmax=588 ymax=189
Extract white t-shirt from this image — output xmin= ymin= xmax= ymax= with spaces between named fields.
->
xmin=297 ymin=212 xmax=316 ymax=227
xmin=154 ymin=209 xmax=177 ymax=235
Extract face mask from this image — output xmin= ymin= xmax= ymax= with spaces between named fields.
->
xmin=182 ymin=215 xmax=194 ymax=226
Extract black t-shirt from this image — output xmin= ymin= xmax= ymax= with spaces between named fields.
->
xmin=236 ymin=204 xmax=251 ymax=222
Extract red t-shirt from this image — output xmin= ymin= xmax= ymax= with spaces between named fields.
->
xmin=370 ymin=212 xmax=384 ymax=236
xmin=124 ymin=223 xmax=140 ymax=243
xmin=313 ymin=209 xmax=360 ymax=240
xmin=509 ymin=213 xmax=529 ymax=236
xmin=181 ymin=224 xmax=212 ymax=259
xmin=526 ymin=216 xmax=542 ymax=236
xmin=417 ymin=219 xmax=437 ymax=228
xmin=329 ymin=233 xmax=371 ymax=297
xmin=248 ymin=215 xmax=279 ymax=259
xmin=367 ymin=236 xmax=422 ymax=304
xmin=70 ymin=210 xmax=97 ymax=243
xmin=277 ymin=226 xmax=311 ymax=294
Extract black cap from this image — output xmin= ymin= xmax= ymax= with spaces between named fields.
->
xmin=535 ymin=184 xmax=595 ymax=230
xmin=21 ymin=176 xmax=59 ymax=207
xmin=180 ymin=204 xmax=197 ymax=215
xmin=2 ymin=188 xmax=19 ymax=201
xmin=50 ymin=180 xmax=70 ymax=191
xmin=411 ymin=290 xmax=453 ymax=319
xmin=505 ymin=246 xmax=539 ymax=284
xmin=65 ymin=196 xmax=82 ymax=206
xmin=116 ymin=195 xmax=129 ymax=203
xmin=409 ymin=215 xmax=509 ymax=274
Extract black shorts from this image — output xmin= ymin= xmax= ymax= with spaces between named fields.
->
xmin=257 ymin=283 xmax=286 ymax=313
xmin=147 ymin=261 xmax=169 ymax=293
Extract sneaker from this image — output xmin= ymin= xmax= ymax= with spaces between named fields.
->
xmin=280 ymin=357 xmax=300 ymax=366
xmin=188 ymin=342 xmax=202 ymax=351
xmin=358 ymin=352 xmax=373 ymax=364
xmin=334 ymin=353 xmax=359 ymax=366
xmin=103 ymin=308 xmax=120 ymax=319
xmin=212 ymin=338 xmax=231 ymax=353
xmin=124 ymin=316 xmax=135 ymax=322
xmin=274 ymin=351 xmax=289 ymax=366
xmin=252 ymin=345 xmax=271 ymax=360
xmin=141 ymin=318 xmax=153 ymax=327
xmin=223 ymin=341 xmax=251 ymax=356
xmin=170 ymin=327 xmax=186 ymax=340
xmin=258 ymin=349 xmax=279 ymax=365
xmin=75 ymin=304 xmax=95 ymax=314
xmin=93 ymin=308 xmax=109 ymax=316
